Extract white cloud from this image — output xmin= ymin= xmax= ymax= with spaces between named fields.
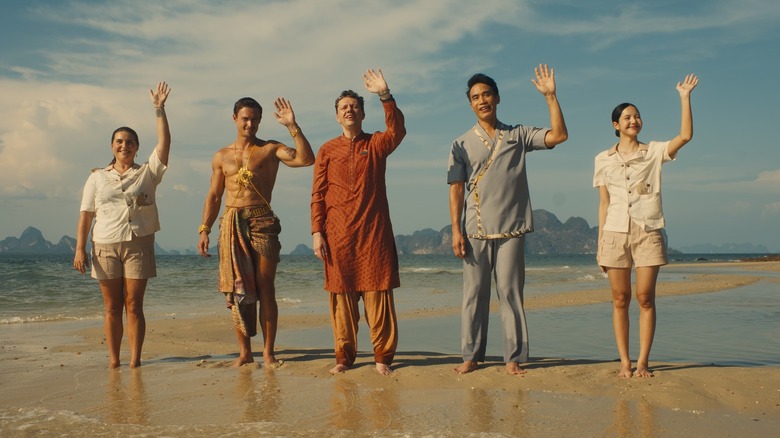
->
xmin=0 ymin=0 xmax=530 ymax=205
xmin=1 ymin=0 xmax=779 ymax=251
xmin=172 ymin=184 xmax=191 ymax=194
xmin=763 ymin=201 xmax=780 ymax=214
xmin=755 ymin=169 xmax=780 ymax=185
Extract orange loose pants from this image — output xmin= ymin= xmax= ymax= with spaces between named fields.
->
xmin=329 ymin=290 xmax=398 ymax=366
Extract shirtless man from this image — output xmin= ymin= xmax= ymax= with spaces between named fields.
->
xmin=198 ymin=96 xmax=314 ymax=367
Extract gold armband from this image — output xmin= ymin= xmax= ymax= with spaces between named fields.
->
xmin=198 ymin=224 xmax=211 ymax=235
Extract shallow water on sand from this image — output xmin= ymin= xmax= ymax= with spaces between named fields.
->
xmin=2 ymin=253 xmax=778 ymax=366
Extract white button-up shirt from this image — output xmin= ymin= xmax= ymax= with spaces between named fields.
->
xmin=80 ymin=149 xmax=167 ymax=243
xmin=593 ymin=141 xmax=674 ymax=233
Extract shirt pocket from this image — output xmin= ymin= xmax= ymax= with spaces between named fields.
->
xmin=632 ymin=182 xmax=653 ymax=196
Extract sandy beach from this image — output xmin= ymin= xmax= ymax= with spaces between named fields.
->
xmin=1 ymin=261 xmax=779 ymax=436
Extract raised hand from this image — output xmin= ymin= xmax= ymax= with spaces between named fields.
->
xmin=273 ymin=97 xmax=297 ymax=128
xmin=363 ymin=68 xmax=389 ymax=95
xmin=531 ymin=64 xmax=556 ymax=97
xmin=676 ymin=74 xmax=698 ymax=97
xmin=149 ymin=81 xmax=171 ymax=108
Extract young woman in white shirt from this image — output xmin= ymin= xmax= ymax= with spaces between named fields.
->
xmin=593 ymin=74 xmax=698 ymax=378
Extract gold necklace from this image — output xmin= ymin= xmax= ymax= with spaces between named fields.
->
xmin=228 ymin=141 xmax=273 ymax=209
xmin=233 ymin=142 xmax=256 ymax=187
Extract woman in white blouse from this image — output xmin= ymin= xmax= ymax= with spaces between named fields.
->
xmin=73 ymin=82 xmax=171 ymax=369
xmin=593 ymin=74 xmax=698 ymax=378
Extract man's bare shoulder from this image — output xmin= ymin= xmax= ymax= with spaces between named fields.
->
xmin=213 ymin=143 xmax=236 ymax=157
xmin=255 ymin=139 xmax=291 ymax=159
xmin=257 ymin=138 xmax=284 ymax=149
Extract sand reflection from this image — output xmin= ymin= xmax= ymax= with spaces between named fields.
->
xmin=235 ymin=366 xmax=280 ymax=423
xmin=327 ymin=378 xmax=401 ymax=432
xmin=106 ymin=369 xmax=149 ymax=425
xmin=606 ymin=398 xmax=657 ymax=437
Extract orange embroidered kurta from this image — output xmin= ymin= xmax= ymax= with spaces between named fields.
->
xmin=311 ymin=99 xmax=406 ymax=293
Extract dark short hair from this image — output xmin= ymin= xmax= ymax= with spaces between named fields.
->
xmin=334 ymin=90 xmax=364 ymax=112
xmin=233 ymin=97 xmax=263 ymax=118
xmin=611 ymin=102 xmax=638 ymax=137
xmin=111 ymin=126 xmax=139 ymax=145
xmin=466 ymin=73 xmax=499 ymax=99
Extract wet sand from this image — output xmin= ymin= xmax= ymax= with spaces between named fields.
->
xmin=1 ymin=261 xmax=778 ymax=436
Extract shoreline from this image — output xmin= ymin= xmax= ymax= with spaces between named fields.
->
xmin=1 ymin=261 xmax=778 ymax=436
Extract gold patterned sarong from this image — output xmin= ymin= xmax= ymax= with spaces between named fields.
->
xmin=218 ymin=205 xmax=281 ymax=337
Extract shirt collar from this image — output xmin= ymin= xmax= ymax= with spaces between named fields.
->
xmin=103 ymin=162 xmax=141 ymax=173
xmin=472 ymin=120 xmax=508 ymax=135
xmin=606 ymin=142 xmax=649 ymax=156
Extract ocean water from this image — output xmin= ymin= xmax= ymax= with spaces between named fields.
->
xmin=1 ymin=252 xmax=778 ymax=366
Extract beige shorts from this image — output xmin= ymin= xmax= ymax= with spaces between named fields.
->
xmin=598 ymin=221 xmax=667 ymax=268
xmin=91 ymin=233 xmax=157 ymax=280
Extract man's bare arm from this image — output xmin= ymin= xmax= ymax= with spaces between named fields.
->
xmin=273 ymin=97 xmax=315 ymax=167
xmin=198 ymin=152 xmax=226 ymax=256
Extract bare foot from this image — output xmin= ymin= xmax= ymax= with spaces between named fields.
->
xmin=375 ymin=363 xmax=393 ymax=376
xmin=634 ymin=365 xmax=654 ymax=378
xmin=454 ymin=360 xmax=478 ymax=374
xmin=264 ymin=355 xmax=284 ymax=368
xmin=231 ymin=355 xmax=255 ymax=368
xmin=109 ymin=360 xmax=120 ymax=369
xmin=617 ymin=362 xmax=633 ymax=378
xmin=506 ymin=362 xmax=526 ymax=375
xmin=330 ymin=364 xmax=350 ymax=374
xmin=129 ymin=360 xmax=141 ymax=369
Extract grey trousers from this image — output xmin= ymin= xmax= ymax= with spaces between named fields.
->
xmin=461 ymin=236 xmax=529 ymax=363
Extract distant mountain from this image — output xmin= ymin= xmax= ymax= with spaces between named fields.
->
xmin=0 ymin=226 xmax=173 ymax=255
xmin=394 ymin=209 xmax=599 ymax=255
xmin=0 ymin=211 xmax=608 ymax=256
xmin=5 ymin=213 xmax=769 ymax=256
xmin=290 ymin=244 xmax=313 ymax=255
xmin=0 ymin=227 xmax=76 ymax=254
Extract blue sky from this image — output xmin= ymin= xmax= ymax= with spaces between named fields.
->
xmin=1 ymin=0 xmax=779 ymax=253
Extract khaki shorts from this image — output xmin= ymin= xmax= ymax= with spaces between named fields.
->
xmin=598 ymin=221 xmax=667 ymax=268
xmin=91 ymin=233 xmax=157 ymax=280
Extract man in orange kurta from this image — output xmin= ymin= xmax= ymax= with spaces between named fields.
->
xmin=311 ymin=68 xmax=406 ymax=375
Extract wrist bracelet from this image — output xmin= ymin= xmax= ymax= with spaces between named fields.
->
xmin=290 ymin=127 xmax=300 ymax=138
xmin=198 ymin=224 xmax=211 ymax=235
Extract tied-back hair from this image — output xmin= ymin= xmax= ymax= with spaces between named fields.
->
xmin=105 ymin=126 xmax=140 ymax=167
xmin=611 ymin=102 xmax=637 ymax=138
xmin=334 ymin=90 xmax=364 ymax=112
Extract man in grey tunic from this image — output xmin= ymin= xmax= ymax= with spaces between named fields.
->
xmin=447 ymin=65 xmax=569 ymax=375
